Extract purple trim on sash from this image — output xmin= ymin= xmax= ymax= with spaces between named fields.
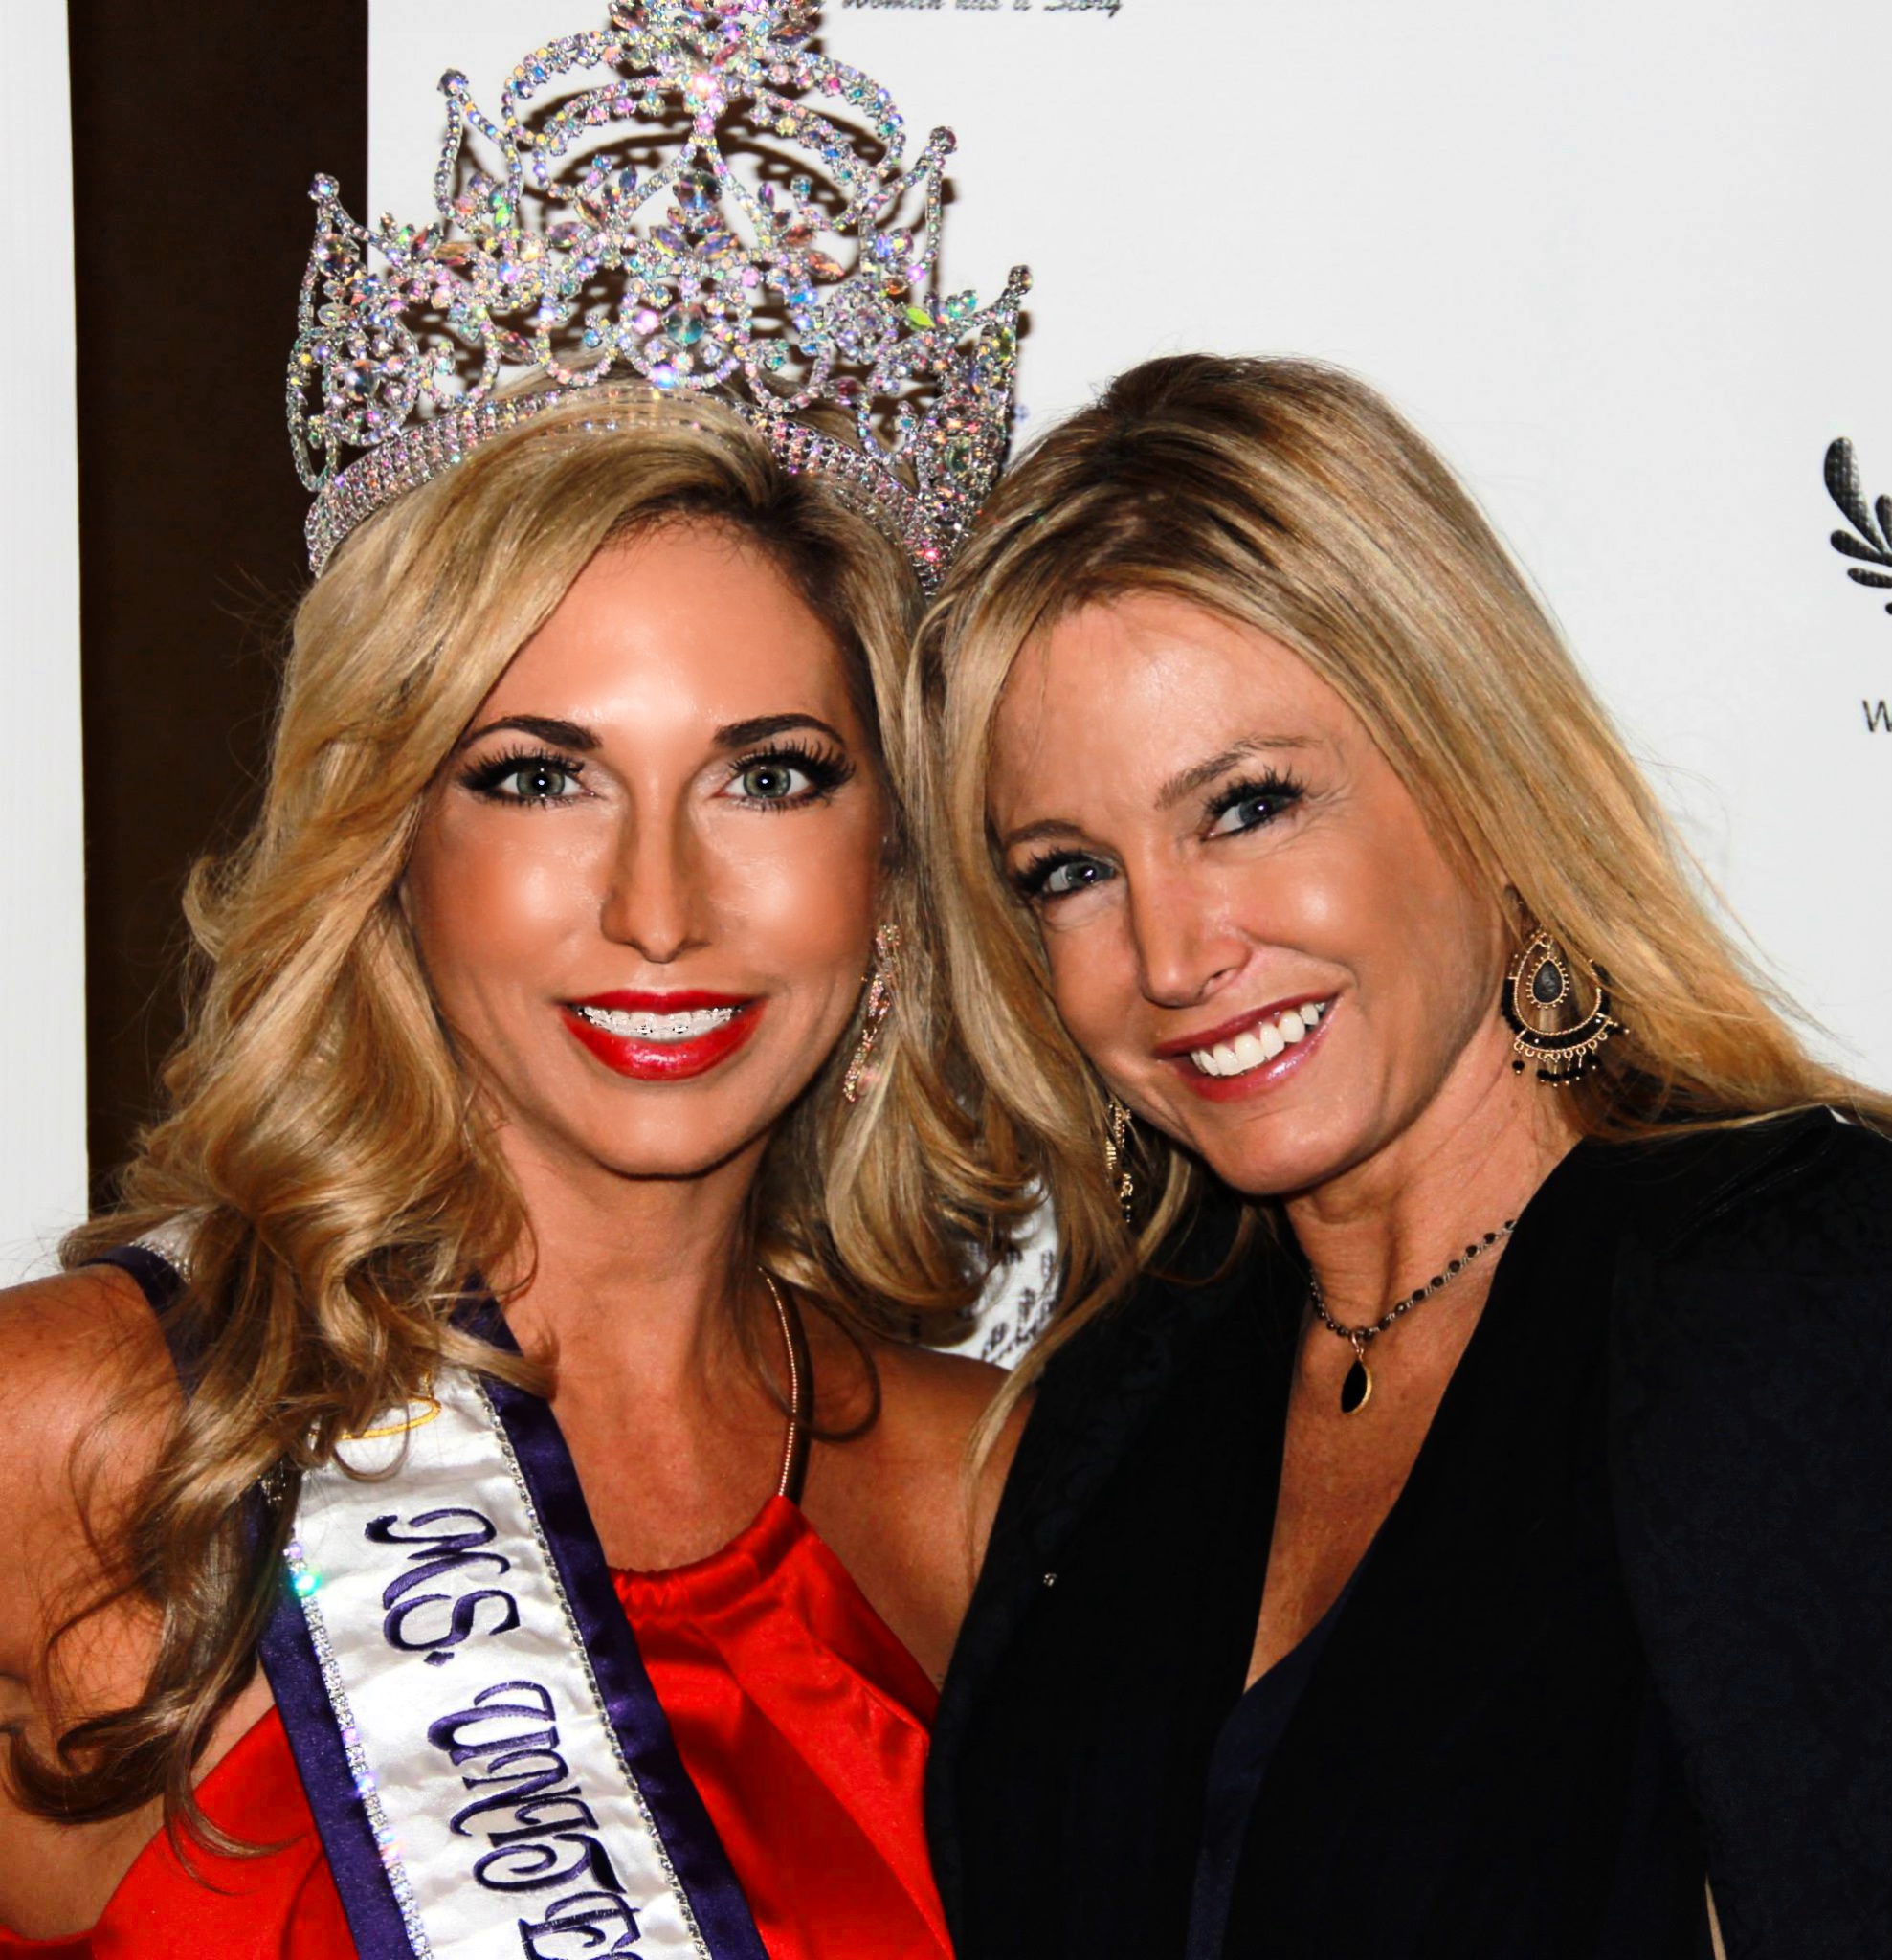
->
xmin=93 ymin=1241 xmax=183 ymax=1307
xmin=92 ymin=1245 xmax=188 ymax=1370
xmin=95 ymin=1241 xmax=760 ymax=1960
xmin=258 ymin=1592 xmax=421 ymax=1960
xmin=477 ymin=1305 xmax=770 ymax=1960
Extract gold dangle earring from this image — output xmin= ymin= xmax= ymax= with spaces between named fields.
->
xmin=1502 ymin=927 xmax=1622 ymax=1085
xmin=1102 ymin=1095 xmax=1136 ymax=1225
xmin=842 ymin=923 xmax=901 ymax=1104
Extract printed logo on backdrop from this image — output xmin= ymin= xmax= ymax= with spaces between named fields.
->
xmin=1823 ymin=437 xmax=1892 ymax=733
xmin=1825 ymin=437 xmax=1892 ymax=614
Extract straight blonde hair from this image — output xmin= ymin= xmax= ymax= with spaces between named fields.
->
xmin=915 ymin=353 xmax=1889 ymax=1404
xmin=28 ymin=388 xmax=1001 ymax=1838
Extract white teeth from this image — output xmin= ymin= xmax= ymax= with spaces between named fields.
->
xmin=1187 ymin=1000 xmax=1332 ymax=1078
xmin=576 ymin=1004 xmax=739 ymax=1041
xmin=1231 ymin=1030 xmax=1269 ymax=1070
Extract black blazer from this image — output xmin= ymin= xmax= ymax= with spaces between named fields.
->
xmin=926 ymin=1113 xmax=1892 ymax=1958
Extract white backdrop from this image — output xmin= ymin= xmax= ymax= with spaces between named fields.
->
xmin=371 ymin=0 xmax=1892 ymax=1094
xmin=13 ymin=8 xmax=1866 ymax=1284
xmin=2 ymin=6 xmax=88 ymax=1277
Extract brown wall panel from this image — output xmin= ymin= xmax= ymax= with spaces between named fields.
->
xmin=70 ymin=1 xmax=367 ymax=1197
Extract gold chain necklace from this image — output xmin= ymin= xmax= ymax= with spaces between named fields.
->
xmin=1307 ymin=1219 xmax=1517 ymax=1415
xmin=760 ymin=1270 xmax=812 ymax=1501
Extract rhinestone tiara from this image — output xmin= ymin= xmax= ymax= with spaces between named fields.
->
xmin=288 ymin=0 xmax=1030 ymax=589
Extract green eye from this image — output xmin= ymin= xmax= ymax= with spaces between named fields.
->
xmin=737 ymin=760 xmax=807 ymax=801
xmin=504 ymin=761 xmax=576 ymax=801
xmin=461 ymin=748 xmax=586 ymax=803
xmin=723 ymin=742 xmax=853 ymax=809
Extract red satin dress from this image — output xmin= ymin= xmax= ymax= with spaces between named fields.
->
xmin=0 ymin=1496 xmax=949 ymax=1959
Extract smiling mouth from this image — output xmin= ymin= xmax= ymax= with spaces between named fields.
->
xmin=570 ymin=1002 xmax=743 ymax=1042
xmin=560 ymin=993 xmax=762 ymax=1081
xmin=1185 ymin=998 xmax=1331 ymax=1079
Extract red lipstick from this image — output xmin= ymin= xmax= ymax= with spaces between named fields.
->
xmin=1156 ymin=993 xmax=1337 ymax=1104
xmin=561 ymin=990 xmax=762 ymax=1082
xmin=1151 ymin=992 xmax=1329 ymax=1062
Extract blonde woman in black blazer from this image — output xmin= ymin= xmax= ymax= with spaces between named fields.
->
xmin=915 ymin=354 xmax=1892 ymax=1959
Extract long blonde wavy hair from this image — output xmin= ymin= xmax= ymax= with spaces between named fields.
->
xmin=26 ymin=388 xmax=1001 ymax=1837
xmin=915 ymin=353 xmax=1891 ymax=1408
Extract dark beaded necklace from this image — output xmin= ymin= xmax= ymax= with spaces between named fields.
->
xmin=1307 ymin=1218 xmax=1517 ymax=1414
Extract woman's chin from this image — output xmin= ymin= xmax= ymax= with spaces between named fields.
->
xmin=493 ymin=1099 xmax=776 ymax=1188
xmin=1185 ymin=1107 xmax=1373 ymax=1204
xmin=596 ymin=1117 xmax=779 ymax=1183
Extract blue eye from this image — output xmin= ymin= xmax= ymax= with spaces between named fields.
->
xmin=1205 ymin=773 xmax=1303 ymax=837
xmin=1018 ymin=852 xmax=1115 ymax=902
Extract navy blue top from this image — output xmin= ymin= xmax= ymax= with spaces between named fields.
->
xmin=1186 ymin=1571 xmax=1359 ymax=1958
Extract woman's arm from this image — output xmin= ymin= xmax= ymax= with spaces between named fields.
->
xmin=0 ymin=1265 xmax=177 ymax=1934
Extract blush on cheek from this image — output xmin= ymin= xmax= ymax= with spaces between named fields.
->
xmin=724 ymin=784 xmax=883 ymax=931
xmin=409 ymin=814 xmax=599 ymax=986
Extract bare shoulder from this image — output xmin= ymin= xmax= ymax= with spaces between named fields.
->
xmin=800 ymin=1312 xmax=1033 ymax=1679
xmin=0 ymin=1259 xmax=161 ymax=1370
xmin=0 ymin=1265 xmax=174 ymax=1668
xmin=871 ymin=1338 xmax=1007 ymax=1446
xmin=866 ymin=1339 xmax=1029 ymax=1538
xmin=0 ymin=1263 xmax=170 ymax=1486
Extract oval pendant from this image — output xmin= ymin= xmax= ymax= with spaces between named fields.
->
xmin=1340 ymin=1354 xmax=1372 ymax=1414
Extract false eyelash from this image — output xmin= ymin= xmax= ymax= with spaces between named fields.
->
xmin=1011 ymin=847 xmax=1099 ymax=900
xmin=1205 ymin=768 xmax=1307 ymax=827
xmin=726 ymin=740 xmax=857 ymax=804
xmin=457 ymin=745 xmax=586 ymax=800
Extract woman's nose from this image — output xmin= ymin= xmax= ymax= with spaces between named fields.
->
xmin=1124 ymin=861 xmax=1247 ymax=1011
xmin=597 ymin=808 xmax=710 ymax=965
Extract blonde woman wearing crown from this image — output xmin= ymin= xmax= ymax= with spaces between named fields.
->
xmin=0 ymin=6 xmax=1032 ymax=1955
xmin=919 ymin=356 xmax=1892 ymax=1958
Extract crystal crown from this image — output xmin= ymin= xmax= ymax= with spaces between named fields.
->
xmin=288 ymin=0 xmax=1030 ymax=587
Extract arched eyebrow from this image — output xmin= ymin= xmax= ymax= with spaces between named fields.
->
xmin=998 ymin=735 xmax=1323 ymax=852
xmin=456 ymin=713 xmax=599 ymax=754
xmin=456 ymin=711 xmax=850 ymax=755
xmin=1156 ymin=735 xmax=1317 ymax=810
xmin=714 ymin=712 xmax=849 ymax=749
xmin=1000 ymin=816 xmax=1083 ymax=853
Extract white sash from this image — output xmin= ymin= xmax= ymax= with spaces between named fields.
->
xmin=262 ymin=1359 xmax=768 ymax=1960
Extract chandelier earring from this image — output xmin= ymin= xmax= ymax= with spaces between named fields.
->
xmin=1502 ymin=926 xmax=1623 ymax=1086
xmin=842 ymin=924 xmax=901 ymax=1105
xmin=1102 ymin=1095 xmax=1136 ymax=1226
